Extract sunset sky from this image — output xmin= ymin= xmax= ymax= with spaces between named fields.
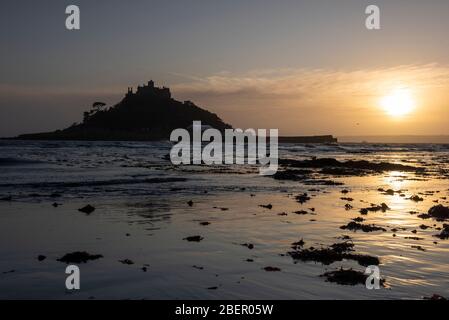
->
xmin=1 ymin=0 xmax=449 ymax=137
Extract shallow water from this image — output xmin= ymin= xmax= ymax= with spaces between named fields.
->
xmin=0 ymin=140 xmax=448 ymax=299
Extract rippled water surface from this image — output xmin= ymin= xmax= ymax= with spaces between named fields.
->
xmin=0 ymin=140 xmax=448 ymax=299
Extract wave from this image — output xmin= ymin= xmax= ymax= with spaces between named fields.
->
xmin=0 ymin=177 xmax=187 ymax=189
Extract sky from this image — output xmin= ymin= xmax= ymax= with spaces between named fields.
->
xmin=1 ymin=0 xmax=449 ymax=137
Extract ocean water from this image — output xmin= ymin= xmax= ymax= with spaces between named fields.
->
xmin=0 ymin=140 xmax=448 ymax=299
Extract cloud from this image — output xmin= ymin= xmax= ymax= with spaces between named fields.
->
xmin=172 ymin=64 xmax=449 ymax=102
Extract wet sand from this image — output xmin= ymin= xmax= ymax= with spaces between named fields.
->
xmin=0 ymin=141 xmax=449 ymax=299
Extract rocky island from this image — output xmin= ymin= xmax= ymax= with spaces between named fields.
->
xmin=16 ymin=80 xmax=337 ymax=143
xmin=18 ymin=81 xmax=232 ymax=141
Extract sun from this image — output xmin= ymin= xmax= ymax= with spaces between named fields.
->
xmin=380 ymin=88 xmax=415 ymax=117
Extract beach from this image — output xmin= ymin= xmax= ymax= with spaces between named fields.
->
xmin=0 ymin=140 xmax=448 ymax=299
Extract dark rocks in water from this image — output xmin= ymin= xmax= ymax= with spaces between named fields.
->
xmin=2 ymin=270 xmax=15 ymax=274
xmin=360 ymin=203 xmax=390 ymax=215
xmin=340 ymin=222 xmax=386 ymax=233
xmin=404 ymin=237 xmax=424 ymax=240
xmin=259 ymin=204 xmax=273 ymax=210
xmin=0 ymin=196 xmax=12 ymax=201
xmin=199 ymin=222 xmax=211 ymax=226
xmin=288 ymin=243 xmax=379 ymax=267
xmin=352 ymin=217 xmax=365 ymax=222
xmin=308 ymin=180 xmax=344 ymax=186
xmin=183 ymin=236 xmax=203 ymax=242
xmin=321 ymin=268 xmax=384 ymax=286
xmin=434 ymin=224 xmax=449 ymax=240
xmin=411 ymin=245 xmax=426 ymax=252
xmin=207 ymin=287 xmax=218 ymax=290
xmin=280 ymin=157 xmax=423 ymax=173
xmin=119 ymin=259 xmax=134 ymax=265
xmin=17 ymin=81 xmax=232 ymax=141
xmin=295 ymin=193 xmax=311 ymax=204
xmin=378 ymin=188 xmax=402 ymax=196
xmin=272 ymin=169 xmax=312 ymax=181
xmin=360 ymin=208 xmax=369 ymax=215
xmin=294 ymin=210 xmax=314 ymax=215
xmin=57 ymin=251 xmax=103 ymax=264
xmin=418 ymin=213 xmax=431 ymax=220
xmin=37 ymin=255 xmax=46 ymax=261
xmin=263 ymin=266 xmax=281 ymax=272
xmin=52 ymin=202 xmax=61 ymax=208
xmin=78 ymin=204 xmax=95 ymax=214
xmin=345 ymin=204 xmax=353 ymax=210
xmin=419 ymin=224 xmax=431 ymax=230
xmin=341 ymin=189 xmax=350 ymax=194
xmin=341 ymin=197 xmax=354 ymax=202
xmin=192 ymin=265 xmax=204 ymax=270
xmin=409 ymin=195 xmax=424 ymax=202
xmin=426 ymin=205 xmax=449 ymax=221
xmin=187 ymin=200 xmax=194 ymax=207
xmin=241 ymin=243 xmax=254 ymax=250
xmin=291 ymin=239 xmax=305 ymax=250
xmin=329 ymin=242 xmax=354 ymax=253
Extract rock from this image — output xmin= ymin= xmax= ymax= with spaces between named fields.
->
xmin=263 ymin=266 xmax=281 ymax=272
xmin=295 ymin=193 xmax=311 ymax=204
xmin=427 ymin=205 xmax=449 ymax=221
xmin=404 ymin=237 xmax=424 ymax=240
xmin=434 ymin=224 xmax=449 ymax=239
xmin=294 ymin=210 xmax=314 ymax=215
xmin=360 ymin=208 xmax=368 ymax=215
xmin=57 ymin=251 xmax=103 ymax=264
xmin=280 ymin=157 xmax=422 ymax=173
xmin=119 ymin=259 xmax=134 ymax=265
xmin=409 ymin=195 xmax=424 ymax=202
xmin=321 ymin=268 xmax=384 ymax=286
xmin=37 ymin=255 xmax=46 ymax=261
xmin=340 ymin=222 xmax=386 ymax=233
xmin=187 ymin=200 xmax=194 ymax=207
xmin=192 ymin=265 xmax=204 ymax=270
xmin=199 ymin=222 xmax=210 ymax=226
xmin=241 ymin=243 xmax=254 ymax=250
xmin=259 ymin=204 xmax=273 ymax=210
xmin=78 ymin=205 xmax=95 ymax=214
xmin=291 ymin=239 xmax=305 ymax=249
xmin=183 ymin=235 xmax=204 ymax=242
xmin=288 ymin=243 xmax=379 ymax=267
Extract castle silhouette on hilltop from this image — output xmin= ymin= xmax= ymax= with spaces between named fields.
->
xmin=126 ymin=80 xmax=171 ymax=100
